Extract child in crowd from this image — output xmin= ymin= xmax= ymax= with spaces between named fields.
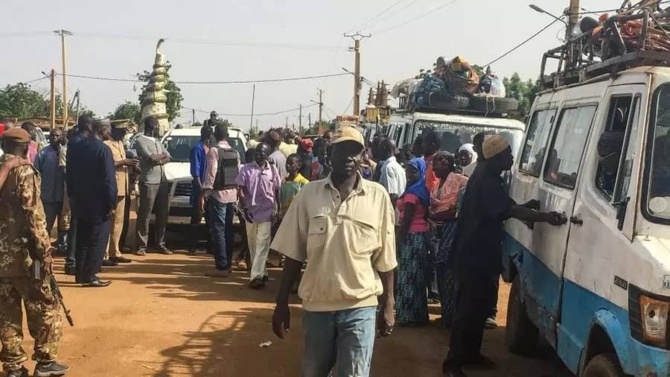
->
xmin=278 ymin=154 xmax=309 ymax=293
xmin=278 ymin=154 xmax=309 ymax=221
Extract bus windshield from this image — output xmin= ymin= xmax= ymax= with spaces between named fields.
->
xmin=414 ymin=120 xmax=524 ymax=155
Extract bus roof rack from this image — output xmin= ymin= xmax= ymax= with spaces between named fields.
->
xmin=394 ymin=106 xmax=509 ymax=118
xmin=541 ymin=5 xmax=670 ymax=90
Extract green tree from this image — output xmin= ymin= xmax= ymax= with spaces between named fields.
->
xmin=111 ymin=101 xmax=141 ymax=124
xmin=503 ymin=73 xmax=541 ymax=121
xmin=38 ymin=93 xmax=96 ymax=119
xmin=309 ymin=120 xmax=330 ymax=134
xmin=0 ymin=83 xmax=48 ymax=118
xmin=136 ymin=61 xmax=183 ymax=122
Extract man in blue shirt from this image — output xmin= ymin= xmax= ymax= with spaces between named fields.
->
xmin=34 ymin=128 xmax=66 ymax=239
xmin=188 ymin=125 xmax=213 ymax=254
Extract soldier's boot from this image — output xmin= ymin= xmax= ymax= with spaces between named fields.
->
xmin=6 ymin=367 xmax=30 ymax=377
xmin=34 ymin=361 xmax=69 ymax=377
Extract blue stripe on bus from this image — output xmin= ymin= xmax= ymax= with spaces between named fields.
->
xmin=503 ymin=233 xmax=670 ymax=376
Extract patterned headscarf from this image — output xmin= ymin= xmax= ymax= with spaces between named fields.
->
xmin=434 ymin=151 xmax=458 ymax=173
xmin=403 ymin=157 xmax=431 ymax=206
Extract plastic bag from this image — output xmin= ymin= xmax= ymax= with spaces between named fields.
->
xmin=490 ymin=77 xmax=506 ymax=98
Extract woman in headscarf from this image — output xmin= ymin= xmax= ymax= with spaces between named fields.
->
xmin=395 ymin=157 xmax=431 ymax=325
xmin=429 ymin=151 xmax=468 ymax=327
xmin=457 ymin=143 xmax=478 ymax=177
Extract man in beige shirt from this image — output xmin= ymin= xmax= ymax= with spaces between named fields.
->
xmin=103 ymin=123 xmax=137 ymax=265
xmin=271 ymin=125 xmax=397 ymax=377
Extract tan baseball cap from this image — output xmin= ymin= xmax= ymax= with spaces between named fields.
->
xmin=331 ymin=124 xmax=365 ymax=149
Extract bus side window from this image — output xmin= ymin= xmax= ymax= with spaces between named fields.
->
xmin=595 ymin=96 xmax=634 ymax=200
xmin=614 ymin=96 xmax=640 ymax=203
xmin=520 ymin=109 xmax=556 ymax=176
xmin=544 ymin=106 xmax=597 ymax=189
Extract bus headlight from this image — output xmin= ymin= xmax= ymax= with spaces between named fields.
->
xmin=640 ymin=295 xmax=669 ymax=346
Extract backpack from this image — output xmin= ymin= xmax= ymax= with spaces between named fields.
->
xmin=212 ymin=145 xmax=239 ymax=190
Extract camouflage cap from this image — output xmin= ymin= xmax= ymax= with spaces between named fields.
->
xmin=2 ymin=128 xmax=31 ymax=144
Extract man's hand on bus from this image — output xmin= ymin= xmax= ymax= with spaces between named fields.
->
xmin=545 ymin=211 xmax=567 ymax=226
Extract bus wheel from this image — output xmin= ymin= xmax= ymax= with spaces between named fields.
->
xmin=583 ymin=354 xmax=626 ymax=377
xmin=505 ymin=275 xmax=538 ymax=355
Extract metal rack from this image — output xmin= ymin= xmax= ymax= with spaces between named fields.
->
xmin=541 ymin=7 xmax=670 ymax=89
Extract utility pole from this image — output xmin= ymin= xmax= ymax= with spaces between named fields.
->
xmin=54 ymin=30 xmax=72 ymax=127
xmin=308 ymin=113 xmax=312 ymax=128
xmin=565 ymin=0 xmax=580 ymax=67
xmin=49 ymin=69 xmax=56 ymax=129
xmin=299 ymin=104 xmax=302 ymax=130
xmin=250 ymin=84 xmax=256 ymax=132
xmin=318 ymin=89 xmax=323 ymax=124
xmin=192 ymin=109 xmax=196 ymax=125
xmin=344 ymin=32 xmax=371 ymax=117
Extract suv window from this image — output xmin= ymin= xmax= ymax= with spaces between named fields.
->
xmin=544 ymin=105 xmax=597 ymax=189
xmin=520 ymin=109 xmax=556 ymax=176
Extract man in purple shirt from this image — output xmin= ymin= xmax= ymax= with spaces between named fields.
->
xmin=235 ymin=143 xmax=281 ymax=289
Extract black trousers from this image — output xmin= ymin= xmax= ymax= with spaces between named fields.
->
xmin=75 ymin=219 xmax=111 ymax=283
xmin=120 ymin=193 xmax=131 ymax=251
xmin=443 ymin=270 xmax=498 ymax=370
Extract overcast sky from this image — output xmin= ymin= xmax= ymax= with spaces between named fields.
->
xmin=1 ymin=0 xmax=606 ymax=130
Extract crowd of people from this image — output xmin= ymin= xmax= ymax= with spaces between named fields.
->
xmin=262 ymin=124 xmax=566 ymax=377
xmin=0 ymin=114 xmax=568 ymax=377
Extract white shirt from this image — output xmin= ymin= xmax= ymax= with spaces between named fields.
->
xmin=379 ymin=156 xmax=406 ymax=196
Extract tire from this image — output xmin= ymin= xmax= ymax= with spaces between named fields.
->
xmin=506 ymin=275 xmax=539 ymax=355
xmin=583 ymin=354 xmax=626 ymax=377
xmin=470 ymin=96 xmax=519 ymax=113
xmin=426 ymin=92 xmax=470 ymax=111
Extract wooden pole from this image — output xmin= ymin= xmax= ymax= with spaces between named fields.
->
xmin=60 ymin=31 xmax=68 ymax=127
xmin=50 ymin=69 xmax=56 ymax=129
xmin=250 ymin=84 xmax=256 ymax=132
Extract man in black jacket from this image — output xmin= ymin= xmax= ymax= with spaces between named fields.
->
xmin=66 ymin=119 xmax=116 ymax=287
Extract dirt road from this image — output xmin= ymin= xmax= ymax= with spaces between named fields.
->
xmin=13 ymin=251 xmax=573 ymax=377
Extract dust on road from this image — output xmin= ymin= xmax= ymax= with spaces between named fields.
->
xmin=15 ymin=253 xmax=572 ymax=377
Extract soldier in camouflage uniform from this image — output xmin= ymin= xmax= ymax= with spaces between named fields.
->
xmin=0 ymin=128 xmax=69 ymax=377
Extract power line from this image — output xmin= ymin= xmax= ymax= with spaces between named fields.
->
xmin=372 ymin=0 xmax=458 ymax=34
xmin=371 ymin=0 xmax=423 ymax=27
xmin=0 ymin=31 xmax=52 ymax=39
xmin=183 ymin=103 xmax=317 ymax=117
xmin=482 ymin=18 xmax=560 ymax=67
xmin=57 ymin=72 xmax=349 ymax=85
xmin=342 ymin=96 xmax=355 ymax=115
xmin=22 ymin=76 xmax=48 ymax=84
xmin=71 ymin=32 xmax=343 ymax=51
xmin=353 ymin=0 xmax=406 ymax=31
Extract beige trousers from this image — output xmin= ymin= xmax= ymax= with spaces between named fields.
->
xmin=105 ymin=196 xmax=126 ymax=260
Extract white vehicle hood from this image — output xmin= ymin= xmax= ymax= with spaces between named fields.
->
xmin=164 ymin=162 xmax=191 ymax=182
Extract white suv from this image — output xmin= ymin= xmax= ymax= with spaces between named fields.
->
xmin=160 ymin=127 xmax=247 ymax=226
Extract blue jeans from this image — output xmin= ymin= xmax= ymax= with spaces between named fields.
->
xmin=207 ymin=199 xmax=234 ymax=271
xmin=303 ymin=307 xmax=377 ymax=377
